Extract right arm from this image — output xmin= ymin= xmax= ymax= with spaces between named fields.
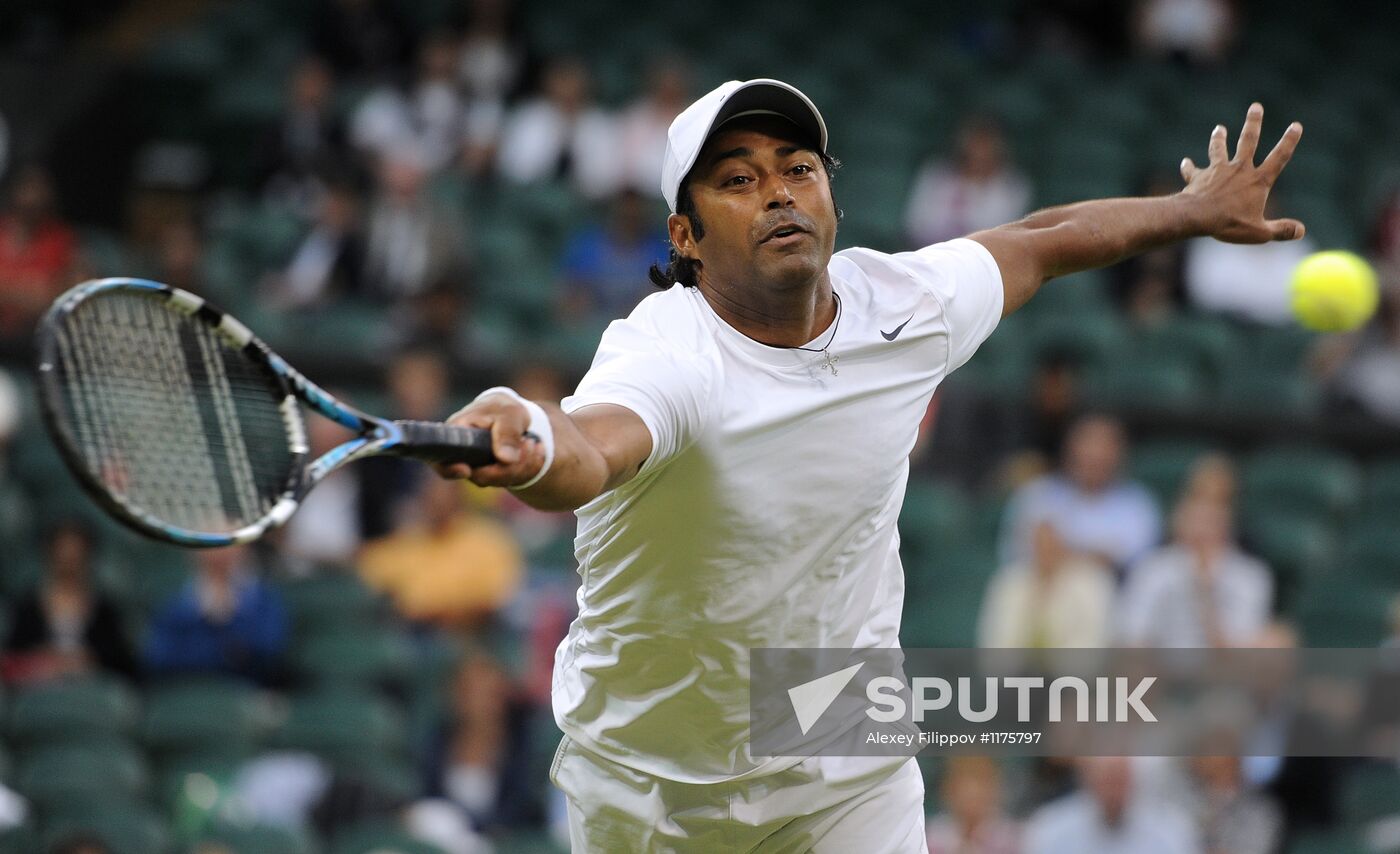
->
xmin=435 ymin=394 xmax=653 ymax=512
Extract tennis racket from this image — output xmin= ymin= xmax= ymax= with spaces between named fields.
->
xmin=35 ymin=278 xmax=499 ymax=548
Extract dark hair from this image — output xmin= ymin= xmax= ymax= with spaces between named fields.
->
xmin=649 ymin=150 xmax=843 ymax=289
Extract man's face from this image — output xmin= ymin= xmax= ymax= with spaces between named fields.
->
xmin=672 ymin=116 xmax=837 ymax=295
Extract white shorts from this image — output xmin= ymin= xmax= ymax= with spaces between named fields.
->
xmin=549 ymin=735 xmax=927 ymax=853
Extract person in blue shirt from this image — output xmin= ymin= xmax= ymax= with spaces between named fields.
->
xmin=144 ymin=544 xmax=289 ymax=686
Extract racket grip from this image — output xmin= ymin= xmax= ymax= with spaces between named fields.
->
xmin=393 ymin=420 xmax=497 ymax=466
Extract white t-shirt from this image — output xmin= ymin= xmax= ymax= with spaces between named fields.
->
xmin=554 ymin=237 xmax=1004 ymax=783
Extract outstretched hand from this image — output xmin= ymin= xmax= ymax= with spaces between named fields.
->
xmin=1179 ymin=102 xmax=1305 ymax=243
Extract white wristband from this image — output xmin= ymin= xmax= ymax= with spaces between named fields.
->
xmin=470 ymin=386 xmax=555 ymax=490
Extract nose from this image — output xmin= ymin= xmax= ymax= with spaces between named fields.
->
xmin=762 ymin=174 xmax=795 ymax=210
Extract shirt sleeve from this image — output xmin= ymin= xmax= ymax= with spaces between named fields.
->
xmin=891 ymin=237 xmax=1005 ymax=373
xmin=561 ymin=314 xmax=716 ymax=478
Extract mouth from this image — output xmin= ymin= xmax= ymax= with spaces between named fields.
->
xmin=761 ymin=224 xmax=809 ymax=245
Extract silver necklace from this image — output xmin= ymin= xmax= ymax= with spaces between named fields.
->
xmin=789 ymin=292 xmax=842 ymax=375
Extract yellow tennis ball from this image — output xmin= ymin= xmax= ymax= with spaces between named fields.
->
xmin=1290 ymin=250 xmax=1379 ymax=333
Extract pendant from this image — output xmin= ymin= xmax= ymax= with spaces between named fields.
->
xmin=821 ymin=350 xmax=839 ymax=376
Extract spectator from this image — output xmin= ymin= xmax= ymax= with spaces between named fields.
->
xmin=1023 ymin=756 xmax=1201 ymax=854
xmin=1110 ymin=173 xmax=1188 ymax=321
xmin=47 ymin=836 xmax=112 ymax=854
xmin=258 ymin=56 xmax=348 ymax=212
xmin=358 ymin=348 xmax=454 ymax=538
xmin=1180 ymin=452 xmax=1237 ymax=506
xmin=1371 ymin=187 xmax=1400 ymax=288
xmin=263 ymin=177 xmax=367 ymax=311
xmin=358 ymin=477 xmax=523 ymax=627
xmin=0 ymin=367 xmax=28 ymax=552
xmin=309 ymin=0 xmax=412 ymax=80
xmin=1132 ymin=0 xmax=1237 ymax=67
xmin=925 ymin=756 xmax=1021 ymax=854
xmin=1013 ymin=347 xmax=1083 ymax=463
xmin=2 ymin=519 xmax=137 ymax=684
xmin=352 ymin=33 xmax=469 ymax=175
xmin=362 ymin=149 xmax=472 ymax=300
xmin=1184 ymin=197 xmax=1315 ymax=324
xmin=424 ymin=653 xmax=538 ymax=830
xmin=277 ymin=412 xmax=362 ymax=568
xmin=1187 ymin=754 xmax=1283 ymax=854
xmin=978 ymin=519 xmax=1114 ymax=648
xmin=147 ymin=218 xmax=206 ymax=297
xmin=904 ymin=117 xmax=1031 ymax=249
xmin=999 ymin=414 xmax=1160 ymax=572
xmin=1119 ymin=494 xmax=1273 ymax=647
xmin=1315 ymin=288 xmax=1400 ymax=426
xmin=495 ymin=59 xmax=621 ymax=199
xmin=616 ymin=59 xmax=691 ymax=197
xmin=0 ymin=163 xmax=76 ymax=340
xmin=451 ymin=0 xmax=535 ymax=175
xmin=558 ymin=189 xmax=670 ymax=326
xmin=0 ymin=111 xmax=8 ymax=184
xmin=144 ymin=544 xmax=289 ymax=685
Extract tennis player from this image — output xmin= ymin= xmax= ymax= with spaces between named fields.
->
xmin=437 ymin=79 xmax=1303 ymax=851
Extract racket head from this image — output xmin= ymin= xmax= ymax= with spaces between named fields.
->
xmin=35 ymin=278 xmax=308 ymax=547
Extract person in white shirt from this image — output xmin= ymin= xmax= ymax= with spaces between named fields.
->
xmin=1119 ymin=494 xmax=1274 ymax=647
xmin=1023 ymin=756 xmax=1202 ymax=854
xmin=978 ymin=519 xmax=1114 ymax=648
xmin=494 ymin=59 xmax=621 ymax=199
xmin=999 ymin=414 xmax=1162 ymax=573
xmin=904 ymin=116 xmax=1032 ymax=249
xmin=435 ymin=80 xmax=1306 ymax=851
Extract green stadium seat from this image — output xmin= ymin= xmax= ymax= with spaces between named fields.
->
xmin=6 ymin=675 xmax=139 ymax=746
xmin=1365 ymin=458 xmax=1400 ymax=512
xmin=1337 ymin=523 xmax=1400 ymax=586
xmin=1130 ymin=439 xmax=1221 ymax=508
xmin=899 ymin=479 xmax=974 ymax=556
xmin=901 ymin=544 xmax=996 ymax=647
xmin=1339 ymin=762 xmax=1400 ymax=824
xmin=1240 ymin=512 xmax=1335 ymax=581
xmin=331 ymin=822 xmax=447 ymax=854
xmin=1295 ymin=582 xmax=1394 ymax=647
xmin=0 ymin=825 xmax=38 ymax=854
xmin=40 ymin=803 xmax=171 ymax=854
xmin=1028 ymin=310 xmax=1127 ymax=368
xmin=197 ymin=820 xmax=317 ymax=854
xmin=153 ymin=751 xmax=244 ymax=814
xmin=1215 ymin=369 xmax=1320 ymax=420
xmin=140 ymin=677 xmax=269 ymax=757
xmin=274 ymin=690 xmax=407 ymax=762
xmin=1084 ymin=354 xmax=1205 ymax=412
xmin=16 ymin=741 xmax=148 ymax=811
xmin=1242 ymin=447 xmax=1362 ymax=518
xmin=1285 ymin=830 xmax=1368 ymax=854
xmin=276 ymin=570 xmax=383 ymax=633
xmin=292 ymin=626 xmax=414 ymax=686
xmin=1134 ymin=316 xmax=1241 ymax=381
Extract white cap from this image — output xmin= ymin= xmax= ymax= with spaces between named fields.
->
xmin=661 ymin=78 xmax=828 ymax=213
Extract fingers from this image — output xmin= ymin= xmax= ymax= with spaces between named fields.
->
xmin=434 ymin=462 xmax=473 ymax=480
xmin=1208 ymin=124 xmax=1229 ymax=165
xmin=1266 ymin=218 xmax=1306 ymax=241
xmin=1260 ymin=121 xmax=1303 ymax=182
xmin=1180 ymin=157 xmax=1199 ymax=183
xmin=463 ymin=439 xmax=547 ymax=489
xmin=1235 ymin=102 xmax=1263 ymax=164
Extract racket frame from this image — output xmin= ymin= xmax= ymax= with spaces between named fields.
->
xmin=37 ymin=278 xmax=457 ymax=548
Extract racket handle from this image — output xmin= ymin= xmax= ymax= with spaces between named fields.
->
xmin=392 ymin=420 xmax=497 ymax=466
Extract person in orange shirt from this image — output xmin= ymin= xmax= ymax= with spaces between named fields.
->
xmin=0 ymin=164 xmax=76 ymax=340
xmin=358 ymin=475 xmax=524 ymax=627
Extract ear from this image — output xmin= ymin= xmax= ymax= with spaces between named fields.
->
xmin=667 ymin=212 xmax=696 ymax=261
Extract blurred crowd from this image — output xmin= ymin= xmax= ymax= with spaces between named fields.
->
xmin=1 ymin=0 xmax=1400 ymax=852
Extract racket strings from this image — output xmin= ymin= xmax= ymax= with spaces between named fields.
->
xmin=52 ymin=291 xmax=295 ymax=534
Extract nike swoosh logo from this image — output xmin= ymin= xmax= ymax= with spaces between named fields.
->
xmin=881 ymin=314 xmax=915 ymax=341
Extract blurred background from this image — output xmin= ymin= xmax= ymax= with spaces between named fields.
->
xmin=0 ymin=0 xmax=1398 ymax=851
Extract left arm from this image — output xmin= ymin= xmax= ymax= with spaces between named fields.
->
xmin=970 ymin=103 xmax=1305 ymax=317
